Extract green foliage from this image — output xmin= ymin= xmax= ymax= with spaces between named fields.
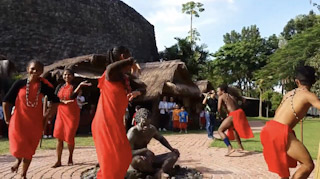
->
xmin=270 ymin=91 xmax=283 ymax=111
xmin=182 ymin=1 xmax=205 ymax=43
xmin=159 ymin=37 xmax=211 ymax=80
xmin=281 ymin=11 xmax=318 ymax=40
xmin=210 ymin=25 xmax=279 ymax=96
xmin=256 ymin=22 xmax=320 ymax=91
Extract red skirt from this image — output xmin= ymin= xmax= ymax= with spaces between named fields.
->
xmin=227 ymin=109 xmax=254 ymax=140
xmin=179 ymin=122 xmax=187 ymax=129
xmin=173 ymin=121 xmax=180 ymax=129
xmin=260 ymin=120 xmax=297 ymax=178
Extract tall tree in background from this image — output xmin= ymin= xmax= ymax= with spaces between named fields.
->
xmin=182 ymin=1 xmax=205 ymax=44
xmin=210 ymin=25 xmax=278 ymax=96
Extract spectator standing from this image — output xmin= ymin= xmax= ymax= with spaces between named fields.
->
xmin=202 ymin=90 xmax=218 ymax=139
xmin=158 ymin=96 xmax=168 ymax=131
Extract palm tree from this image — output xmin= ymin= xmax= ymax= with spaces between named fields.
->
xmin=182 ymin=1 xmax=205 ymax=44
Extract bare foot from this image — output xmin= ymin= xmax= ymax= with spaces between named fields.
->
xmin=68 ymin=158 xmax=73 ymax=166
xmin=225 ymin=149 xmax=236 ymax=156
xmin=11 ymin=161 xmax=20 ymax=173
xmin=237 ymin=148 xmax=245 ymax=152
xmin=51 ymin=161 xmax=62 ymax=168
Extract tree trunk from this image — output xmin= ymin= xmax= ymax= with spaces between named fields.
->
xmin=190 ymin=12 xmax=193 ymax=44
xmin=259 ymin=87 xmax=263 ymax=117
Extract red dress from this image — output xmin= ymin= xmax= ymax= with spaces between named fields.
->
xmin=53 ymin=84 xmax=80 ymax=145
xmin=227 ymin=108 xmax=254 ymax=140
xmin=7 ymin=79 xmax=56 ymax=160
xmin=91 ymin=73 xmax=132 ymax=179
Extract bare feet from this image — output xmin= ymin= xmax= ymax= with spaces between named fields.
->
xmin=225 ymin=149 xmax=236 ymax=156
xmin=68 ymin=158 xmax=73 ymax=166
xmin=51 ymin=161 xmax=62 ymax=168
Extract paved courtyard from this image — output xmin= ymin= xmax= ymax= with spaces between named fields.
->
xmin=0 ymin=121 xmax=315 ymax=178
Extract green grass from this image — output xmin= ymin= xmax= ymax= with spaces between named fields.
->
xmin=211 ymin=120 xmax=320 ymax=159
xmin=0 ymin=135 xmax=96 ymax=155
xmin=247 ymin=116 xmax=272 ymax=121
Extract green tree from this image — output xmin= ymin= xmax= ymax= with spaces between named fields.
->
xmin=182 ymin=1 xmax=205 ymax=44
xmin=210 ymin=25 xmax=278 ymax=96
xmin=159 ymin=37 xmax=210 ymax=80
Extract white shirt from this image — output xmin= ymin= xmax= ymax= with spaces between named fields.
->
xmin=167 ymin=102 xmax=176 ymax=113
xmin=77 ymin=96 xmax=86 ymax=109
xmin=158 ymin=101 xmax=168 ymax=114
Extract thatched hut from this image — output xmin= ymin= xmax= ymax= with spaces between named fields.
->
xmin=134 ymin=60 xmax=201 ymax=128
xmin=195 ymin=80 xmax=214 ymax=94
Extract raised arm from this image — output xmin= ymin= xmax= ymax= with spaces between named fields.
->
xmin=106 ymin=58 xmax=134 ymax=81
xmin=218 ymin=95 xmax=223 ymax=114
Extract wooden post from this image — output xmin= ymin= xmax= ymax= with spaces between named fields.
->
xmin=315 ymin=142 xmax=320 ymax=179
xmin=300 ymin=119 xmax=303 ymax=144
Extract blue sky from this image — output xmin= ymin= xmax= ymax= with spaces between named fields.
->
xmin=122 ymin=0 xmax=318 ymax=54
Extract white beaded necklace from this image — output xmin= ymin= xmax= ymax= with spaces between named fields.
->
xmin=26 ymin=78 xmax=41 ymax=108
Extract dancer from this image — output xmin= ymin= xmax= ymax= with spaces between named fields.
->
xmin=52 ymin=69 xmax=91 ymax=168
xmin=217 ymin=84 xmax=254 ymax=156
xmin=2 ymin=60 xmax=59 ymax=178
xmin=92 ymin=55 xmax=144 ymax=178
xmin=261 ymin=66 xmax=318 ymax=178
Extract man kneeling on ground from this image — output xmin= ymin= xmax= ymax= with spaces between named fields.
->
xmin=127 ymin=108 xmax=180 ymax=178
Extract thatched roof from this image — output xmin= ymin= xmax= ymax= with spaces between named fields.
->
xmin=195 ymin=80 xmax=214 ymax=93
xmin=137 ymin=60 xmax=201 ymax=101
xmin=43 ymin=54 xmax=107 ymax=79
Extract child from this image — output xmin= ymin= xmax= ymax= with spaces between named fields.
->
xmin=199 ymin=107 xmax=205 ymax=130
xmin=179 ymin=106 xmax=188 ymax=133
xmin=172 ymin=104 xmax=181 ymax=132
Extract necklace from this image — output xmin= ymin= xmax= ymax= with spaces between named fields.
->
xmin=26 ymin=78 xmax=41 ymax=108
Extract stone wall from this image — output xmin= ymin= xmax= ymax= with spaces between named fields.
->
xmin=0 ymin=0 xmax=159 ymax=71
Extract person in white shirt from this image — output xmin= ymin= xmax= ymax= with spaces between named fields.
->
xmin=158 ymin=96 xmax=168 ymax=131
xmin=76 ymin=91 xmax=86 ymax=110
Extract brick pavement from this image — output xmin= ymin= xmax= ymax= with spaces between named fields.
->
xmin=0 ymin=121 xmax=315 ymax=179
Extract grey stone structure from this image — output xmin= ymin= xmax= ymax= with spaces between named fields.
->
xmin=0 ymin=0 xmax=159 ymax=71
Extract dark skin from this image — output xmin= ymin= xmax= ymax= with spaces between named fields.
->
xmin=217 ymin=87 xmax=246 ymax=156
xmin=2 ymin=62 xmax=58 ymax=179
xmin=127 ymin=117 xmax=180 ymax=177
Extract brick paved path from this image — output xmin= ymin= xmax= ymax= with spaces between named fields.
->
xmin=0 ymin=121 xmax=315 ymax=178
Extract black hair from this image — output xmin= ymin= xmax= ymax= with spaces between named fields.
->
xmin=63 ymin=68 xmax=75 ymax=76
xmin=27 ymin=60 xmax=44 ymax=70
xmin=218 ymin=84 xmax=243 ymax=102
xmin=135 ymin=105 xmax=141 ymax=110
xmin=134 ymin=108 xmax=151 ymax=123
xmin=295 ymin=66 xmax=316 ymax=86
xmin=106 ymin=46 xmax=131 ymax=64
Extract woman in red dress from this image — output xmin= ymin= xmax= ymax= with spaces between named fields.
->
xmin=52 ymin=69 xmax=91 ymax=167
xmin=92 ymin=46 xmax=145 ymax=179
xmin=2 ymin=60 xmax=59 ymax=178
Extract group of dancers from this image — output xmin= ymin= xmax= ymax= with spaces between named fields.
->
xmin=2 ymin=45 xmax=319 ymax=178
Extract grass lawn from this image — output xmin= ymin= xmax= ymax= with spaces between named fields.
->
xmin=211 ymin=119 xmax=320 ymax=159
